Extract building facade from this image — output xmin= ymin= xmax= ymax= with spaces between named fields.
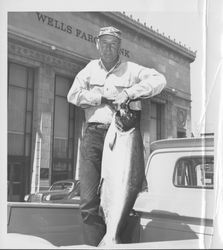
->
xmin=7 ymin=12 xmax=195 ymax=201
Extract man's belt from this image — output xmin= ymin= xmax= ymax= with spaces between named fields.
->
xmin=87 ymin=122 xmax=110 ymax=130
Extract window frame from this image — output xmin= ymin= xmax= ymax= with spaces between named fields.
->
xmin=172 ymin=155 xmax=214 ymax=190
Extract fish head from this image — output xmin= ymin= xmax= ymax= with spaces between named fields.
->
xmin=115 ymin=103 xmax=140 ymax=131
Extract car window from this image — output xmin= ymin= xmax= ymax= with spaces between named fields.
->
xmin=173 ymin=156 xmax=214 ymax=189
xmin=50 ymin=182 xmax=73 ymax=191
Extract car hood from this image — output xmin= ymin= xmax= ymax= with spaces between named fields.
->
xmin=33 ymin=189 xmax=70 ymax=196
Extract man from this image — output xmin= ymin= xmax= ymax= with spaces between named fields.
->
xmin=67 ymin=26 xmax=166 ymax=246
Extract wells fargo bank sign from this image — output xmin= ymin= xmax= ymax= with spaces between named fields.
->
xmin=36 ymin=12 xmax=130 ymax=58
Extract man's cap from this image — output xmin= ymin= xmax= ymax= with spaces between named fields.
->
xmin=98 ymin=26 xmax=121 ymax=39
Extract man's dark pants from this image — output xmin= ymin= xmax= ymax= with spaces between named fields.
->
xmin=79 ymin=123 xmax=109 ymax=246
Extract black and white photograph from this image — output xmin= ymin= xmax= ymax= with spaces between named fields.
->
xmin=1 ymin=0 xmax=223 ymax=249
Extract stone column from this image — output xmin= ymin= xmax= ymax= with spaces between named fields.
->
xmin=165 ymin=94 xmax=176 ymax=138
xmin=186 ymin=105 xmax=192 ymax=137
xmin=30 ymin=64 xmax=55 ymax=192
xmin=141 ymin=99 xmax=152 ymax=164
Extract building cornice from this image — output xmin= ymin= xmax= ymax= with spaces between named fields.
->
xmin=101 ymin=12 xmax=196 ymax=63
xmin=8 ymin=30 xmax=89 ymax=72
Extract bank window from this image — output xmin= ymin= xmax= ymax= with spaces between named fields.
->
xmin=52 ymin=75 xmax=75 ymax=183
xmin=8 ymin=62 xmax=34 ymax=201
xmin=8 ymin=63 xmax=34 ymax=156
xmin=173 ymin=156 xmax=214 ymax=189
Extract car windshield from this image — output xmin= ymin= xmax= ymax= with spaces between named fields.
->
xmin=50 ymin=182 xmax=73 ymax=191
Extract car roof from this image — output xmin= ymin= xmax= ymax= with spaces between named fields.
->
xmin=150 ymin=136 xmax=214 ymax=152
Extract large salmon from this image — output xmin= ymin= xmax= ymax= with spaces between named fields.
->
xmin=98 ymin=107 xmax=145 ymax=247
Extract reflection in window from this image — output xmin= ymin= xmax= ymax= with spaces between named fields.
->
xmin=173 ymin=156 xmax=214 ymax=189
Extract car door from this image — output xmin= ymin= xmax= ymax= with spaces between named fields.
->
xmin=133 ymin=149 xmax=214 ymax=248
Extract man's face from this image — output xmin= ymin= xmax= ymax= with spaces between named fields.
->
xmin=97 ymin=35 xmax=121 ymax=64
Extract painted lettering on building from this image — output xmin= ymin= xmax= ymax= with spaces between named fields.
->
xmin=36 ymin=12 xmax=130 ymax=58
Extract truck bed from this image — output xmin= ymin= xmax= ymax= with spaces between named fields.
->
xmin=7 ymin=202 xmax=84 ymax=247
xmin=7 ymin=202 xmax=210 ymax=249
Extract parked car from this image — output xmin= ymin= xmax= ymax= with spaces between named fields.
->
xmin=24 ymin=179 xmax=80 ymax=203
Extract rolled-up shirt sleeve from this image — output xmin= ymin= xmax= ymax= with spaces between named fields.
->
xmin=124 ymin=65 xmax=167 ymax=100
xmin=67 ymin=64 xmax=102 ymax=108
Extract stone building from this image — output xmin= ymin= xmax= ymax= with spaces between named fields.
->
xmin=7 ymin=12 xmax=195 ymax=201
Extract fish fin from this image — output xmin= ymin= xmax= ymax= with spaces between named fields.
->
xmin=97 ymin=178 xmax=104 ymax=196
xmin=109 ymin=132 xmax=117 ymax=150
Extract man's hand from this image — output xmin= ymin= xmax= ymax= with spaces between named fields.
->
xmin=112 ymin=91 xmax=129 ymax=110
